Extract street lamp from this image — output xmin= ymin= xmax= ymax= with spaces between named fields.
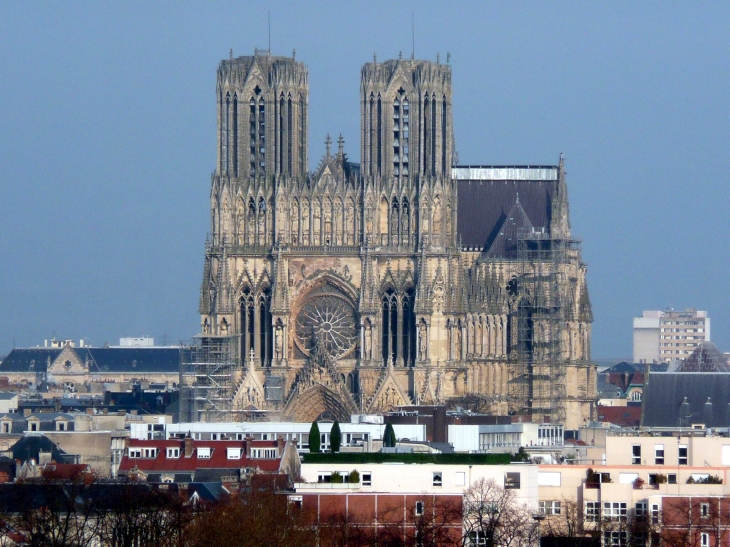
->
xmin=532 ymin=514 xmax=546 ymax=547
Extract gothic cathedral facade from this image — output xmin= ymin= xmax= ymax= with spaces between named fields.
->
xmin=195 ymin=50 xmax=596 ymax=430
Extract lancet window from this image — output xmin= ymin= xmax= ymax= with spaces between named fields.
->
xmin=240 ymin=286 xmax=273 ymax=366
xmin=381 ymin=287 xmax=416 ymax=366
xmin=392 ymin=89 xmax=409 ymax=180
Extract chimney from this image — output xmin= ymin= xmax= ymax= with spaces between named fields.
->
xmin=23 ymin=409 xmax=31 ymax=417
xmin=277 ymin=435 xmax=285 ymax=455
xmin=86 ymin=408 xmax=94 ymax=415
xmin=244 ymin=436 xmax=252 ymax=458
xmin=184 ymin=434 xmax=194 ymax=458
xmin=124 ymin=437 xmax=131 ymax=449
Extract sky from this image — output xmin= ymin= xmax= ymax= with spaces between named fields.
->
xmin=1 ymin=2 xmax=728 ymax=359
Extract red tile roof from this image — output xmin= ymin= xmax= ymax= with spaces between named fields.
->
xmin=118 ymin=439 xmax=283 ymax=474
xmin=596 ymin=405 xmax=642 ymax=428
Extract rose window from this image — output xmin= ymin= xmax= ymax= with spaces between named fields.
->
xmin=295 ymin=293 xmax=357 ymax=358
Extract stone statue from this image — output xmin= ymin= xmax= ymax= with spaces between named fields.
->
xmin=275 ymin=325 xmax=283 ymax=360
xmin=418 ymin=322 xmax=427 ymax=361
xmin=363 ymin=322 xmax=372 ymax=359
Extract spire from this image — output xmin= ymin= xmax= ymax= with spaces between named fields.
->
xmin=550 ymin=152 xmax=571 ymax=239
xmin=199 ymin=251 xmax=212 ymax=315
xmin=271 ymin=243 xmax=290 ymax=314
xmin=414 ymin=240 xmax=432 ymax=314
xmin=359 ymin=241 xmax=377 ymax=314
xmin=216 ymin=238 xmax=233 ymax=313
xmin=337 ymin=134 xmax=344 ymax=157
xmin=325 ymin=134 xmax=332 ymax=157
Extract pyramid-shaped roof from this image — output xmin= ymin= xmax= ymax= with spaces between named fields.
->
xmin=485 ymin=196 xmax=534 ymax=259
xmin=676 ymin=342 xmax=730 ymax=372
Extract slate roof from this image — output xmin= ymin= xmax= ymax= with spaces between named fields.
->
xmin=642 ymin=372 xmax=730 ymax=428
xmin=455 ymin=169 xmax=557 ymax=255
xmin=676 ymin=342 xmax=730 ymax=373
xmin=0 ymin=347 xmax=180 ymax=374
xmin=0 ymin=349 xmax=61 ymax=373
xmin=0 ymin=393 xmax=18 ymax=400
xmin=8 ymin=436 xmax=74 ymax=464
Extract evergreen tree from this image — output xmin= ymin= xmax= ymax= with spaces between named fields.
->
xmin=330 ymin=420 xmax=341 ymax=453
xmin=383 ymin=422 xmax=396 ymax=448
xmin=309 ymin=421 xmax=320 ymax=453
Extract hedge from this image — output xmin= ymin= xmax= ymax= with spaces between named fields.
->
xmin=302 ymin=452 xmax=512 ymax=465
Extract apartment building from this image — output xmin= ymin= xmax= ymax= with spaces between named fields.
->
xmin=633 ymin=309 xmax=710 ymax=363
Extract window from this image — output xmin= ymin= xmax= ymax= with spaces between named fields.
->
xmin=128 ymin=448 xmax=142 ymax=458
xmin=701 ymin=503 xmax=709 ymax=518
xmin=250 ymin=448 xmax=277 ymax=459
xmin=197 ymin=447 xmax=211 ymax=459
xmin=678 ymin=444 xmax=688 ymax=465
xmin=538 ymin=501 xmax=561 ymax=515
xmin=655 ymin=444 xmax=664 ymax=465
xmin=668 ymin=473 xmax=677 ymax=484
xmin=166 ymin=447 xmax=180 ymax=459
xmin=467 ymin=532 xmax=490 ymax=547
xmin=29 ymin=422 xmax=38 ymax=432
xmin=142 ymin=448 xmax=157 ymax=458
xmin=585 ymin=502 xmax=600 ymax=522
xmin=227 ymin=447 xmax=242 ymax=459
xmin=603 ymin=502 xmax=627 ymax=521
xmin=701 ymin=533 xmax=709 ymax=547
xmin=2 ymin=423 xmax=8 ymax=433
xmin=632 ymin=445 xmax=641 ymax=465
xmin=505 ymin=472 xmax=520 ymax=489
xmin=603 ymin=531 xmax=627 ymax=547
xmin=651 ymin=504 xmax=659 ymax=525
xmin=57 ymin=421 xmax=66 ymax=431
xmin=362 ymin=472 xmax=372 ymax=486
xmin=432 ymin=472 xmax=442 ymax=487
xmin=415 ymin=501 xmax=424 ymax=516
xmin=635 ymin=502 xmax=647 ymax=519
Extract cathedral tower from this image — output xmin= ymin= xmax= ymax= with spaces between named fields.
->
xmin=217 ymin=50 xmax=308 ymax=180
xmin=360 ymin=56 xmax=453 ymax=181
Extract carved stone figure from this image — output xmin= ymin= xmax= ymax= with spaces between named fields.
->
xmin=418 ymin=322 xmax=427 ymax=361
xmin=275 ymin=325 xmax=283 ymax=360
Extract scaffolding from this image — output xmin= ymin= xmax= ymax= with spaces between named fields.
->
xmin=180 ymin=335 xmax=239 ymax=422
xmin=514 ymin=229 xmax=579 ymax=424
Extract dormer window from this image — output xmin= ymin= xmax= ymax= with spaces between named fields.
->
xmin=197 ymin=447 xmax=212 ymax=459
xmin=166 ymin=447 xmax=180 ymax=458
xmin=128 ymin=448 xmax=142 ymax=458
xmin=227 ymin=447 xmax=242 ymax=460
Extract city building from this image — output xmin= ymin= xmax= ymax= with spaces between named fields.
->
xmin=642 ymin=343 xmax=730 ymax=429
xmin=0 ymin=339 xmax=180 ymax=388
xmin=633 ymin=309 xmax=710 ymax=363
xmin=187 ymin=49 xmax=595 ymax=430
xmin=118 ymin=436 xmax=301 ymax=485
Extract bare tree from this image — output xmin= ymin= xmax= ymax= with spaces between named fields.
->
xmin=461 ymin=478 xmax=535 ymax=547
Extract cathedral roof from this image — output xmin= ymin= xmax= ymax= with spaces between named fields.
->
xmin=453 ymin=166 xmax=558 ymax=257
xmin=676 ymin=342 xmax=730 ymax=373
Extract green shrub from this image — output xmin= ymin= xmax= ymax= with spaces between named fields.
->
xmin=308 ymin=421 xmax=320 ymax=454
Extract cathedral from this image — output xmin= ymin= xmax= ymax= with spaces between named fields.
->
xmin=189 ymin=49 xmax=596 ymax=431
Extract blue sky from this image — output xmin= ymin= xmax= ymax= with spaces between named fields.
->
xmin=1 ymin=2 xmax=728 ymax=358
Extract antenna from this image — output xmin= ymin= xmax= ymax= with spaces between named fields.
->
xmin=411 ymin=13 xmax=415 ymax=59
xmin=268 ymin=11 xmax=271 ymax=52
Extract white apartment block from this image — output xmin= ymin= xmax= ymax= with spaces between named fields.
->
xmin=633 ymin=309 xmax=710 ymax=363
